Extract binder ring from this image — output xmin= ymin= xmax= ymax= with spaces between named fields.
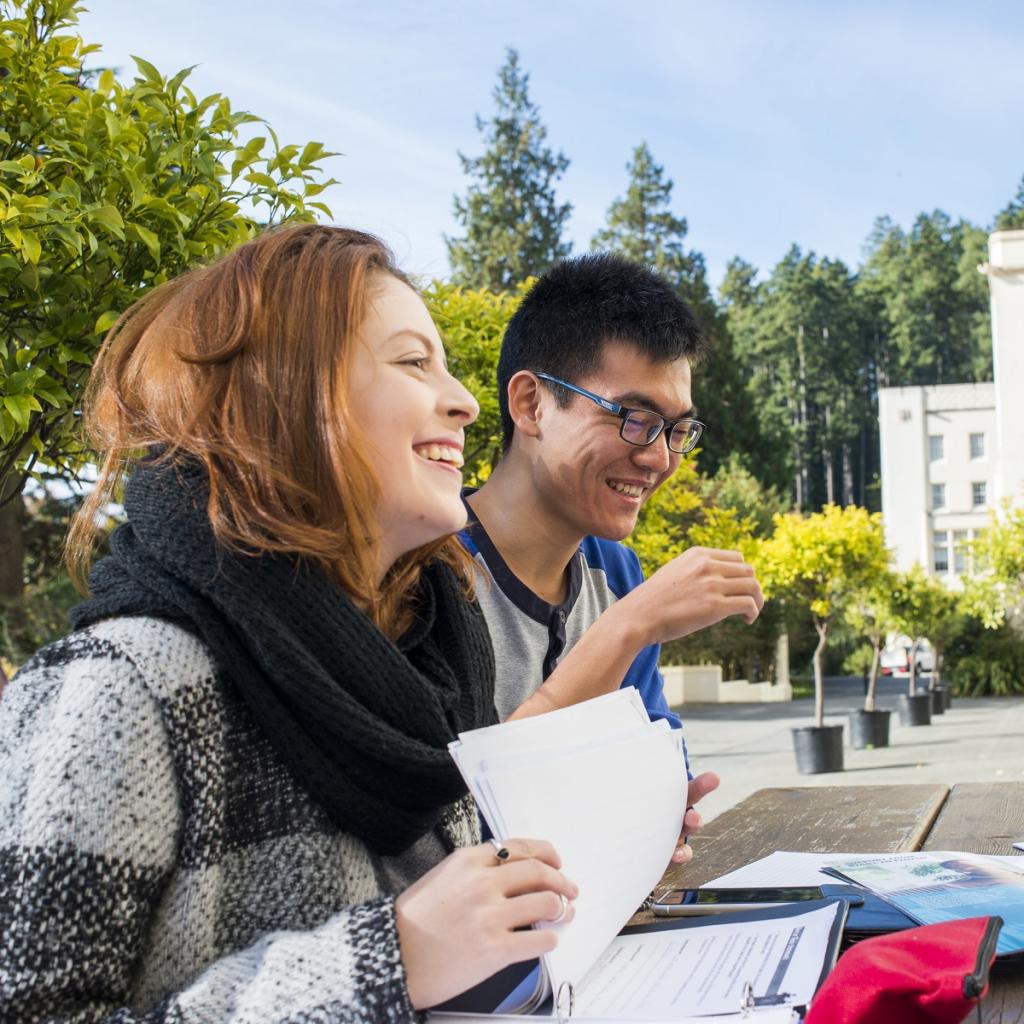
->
xmin=740 ymin=981 xmax=755 ymax=1018
xmin=556 ymin=980 xmax=575 ymax=1023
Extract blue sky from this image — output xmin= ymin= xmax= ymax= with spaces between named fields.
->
xmin=77 ymin=1 xmax=1024 ymax=290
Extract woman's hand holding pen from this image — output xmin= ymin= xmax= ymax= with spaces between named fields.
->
xmin=395 ymin=838 xmax=578 ymax=1009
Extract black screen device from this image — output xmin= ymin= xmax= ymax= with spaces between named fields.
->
xmin=652 ymin=886 xmax=826 ymax=915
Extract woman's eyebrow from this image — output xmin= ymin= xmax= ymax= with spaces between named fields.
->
xmin=385 ymin=330 xmax=449 ymax=369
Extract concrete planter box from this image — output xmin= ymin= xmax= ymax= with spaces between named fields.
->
xmin=661 ymin=665 xmax=721 ymax=705
xmin=718 ymin=679 xmax=793 ymax=703
xmin=662 ymin=666 xmax=793 ymax=704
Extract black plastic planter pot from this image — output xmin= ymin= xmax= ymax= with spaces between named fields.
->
xmin=929 ymin=686 xmax=948 ymax=716
xmin=792 ymin=724 xmax=844 ymax=774
xmin=898 ymin=693 xmax=932 ymax=727
xmin=849 ymin=709 xmax=892 ymax=749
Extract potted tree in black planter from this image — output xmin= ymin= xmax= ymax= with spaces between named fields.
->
xmin=846 ymin=575 xmax=897 ymax=749
xmin=759 ymin=505 xmax=890 ymax=774
xmin=890 ymin=567 xmax=950 ymax=726
xmin=921 ymin=577 xmax=960 ymax=712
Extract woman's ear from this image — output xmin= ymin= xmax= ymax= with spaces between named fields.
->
xmin=506 ymin=371 xmax=544 ymax=440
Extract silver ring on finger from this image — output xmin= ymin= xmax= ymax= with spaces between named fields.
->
xmin=549 ymin=893 xmax=569 ymax=924
xmin=489 ymin=837 xmax=511 ymax=864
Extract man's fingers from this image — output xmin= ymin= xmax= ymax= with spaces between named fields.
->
xmin=671 ymin=842 xmax=694 ymax=864
xmin=721 ymin=577 xmax=763 ymax=599
xmin=688 ymin=771 xmax=720 ymax=805
xmin=711 ymin=558 xmax=758 ymax=578
xmin=713 ymin=594 xmax=763 ymax=625
xmin=696 ymin=548 xmax=745 ymax=561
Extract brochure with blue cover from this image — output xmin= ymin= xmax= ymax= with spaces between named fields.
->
xmin=824 ymin=852 xmax=1024 ymax=961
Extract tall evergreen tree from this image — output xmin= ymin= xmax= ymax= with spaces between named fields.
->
xmin=995 ymin=174 xmax=1024 ymax=230
xmin=591 ymin=143 xmax=705 ymax=294
xmin=857 ymin=212 xmax=989 ymax=386
xmin=446 ymin=49 xmax=571 ymax=291
xmin=592 ymin=143 xmax=780 ymax=485
xmin=723 ymin=248 xmax=871 ymax=511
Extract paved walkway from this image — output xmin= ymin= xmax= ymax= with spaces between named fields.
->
xmin=677 ymin=676 xmax=1024 ymax=825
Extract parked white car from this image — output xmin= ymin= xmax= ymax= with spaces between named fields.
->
xmin=880 ymin=634 xmax=935 ymax=677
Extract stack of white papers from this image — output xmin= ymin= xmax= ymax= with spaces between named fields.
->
xmin=450 ymin=689 xmax=687 ymax=994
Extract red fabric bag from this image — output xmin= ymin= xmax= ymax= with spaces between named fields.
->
xmin=804 ymin=916 xmax=1002 ymax=1024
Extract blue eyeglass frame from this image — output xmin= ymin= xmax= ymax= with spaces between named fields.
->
xmin=532 ymin=371 xmax=706 ymax=455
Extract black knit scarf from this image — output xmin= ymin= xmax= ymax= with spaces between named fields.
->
xmin=71 ymin=458 xmax=497 ymax=855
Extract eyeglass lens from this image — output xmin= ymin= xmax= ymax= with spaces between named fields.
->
xmin=621 ymin=410 xmax=701 ymax=453
xmin=668 ymin=420 xmax=702 ymax=453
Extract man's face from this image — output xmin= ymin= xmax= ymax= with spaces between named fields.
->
xmin=530 ymin=341 xmax=693 ymax=542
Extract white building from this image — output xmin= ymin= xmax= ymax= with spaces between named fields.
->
xmin=879 ymin=229 xmax=1024 ymax=581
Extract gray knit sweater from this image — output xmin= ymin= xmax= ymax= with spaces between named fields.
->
xmin=0 ymin=615 xmax=481 ymax=1023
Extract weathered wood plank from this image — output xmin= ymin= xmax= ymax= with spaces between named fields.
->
xmin=659 ymin=784 xmax=949 ymax=891
xmin=978 ymin=978 xmax=1024 ymax=1024
xmin=921 ymin=781 xmax=1024 ymax=856
xmin=921 ymin=783 xmax=1024 ymax=1024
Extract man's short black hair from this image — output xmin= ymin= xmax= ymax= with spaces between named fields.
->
xmin=497 ymin=253 xmax=705 ymax=450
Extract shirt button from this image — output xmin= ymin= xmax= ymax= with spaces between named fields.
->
xmin=558 ymin=610 xmax=566 ymax=624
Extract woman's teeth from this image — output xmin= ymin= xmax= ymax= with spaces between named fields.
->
xmin=414 ymin=444 xmax=464 ymax=468
xmin=608 ymin=480 xmax=643 ymax=498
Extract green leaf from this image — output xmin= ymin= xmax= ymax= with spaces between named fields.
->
xmin=244 ymin=171 xmax=277 ymax=189
xmin=95 ymin=310 xmax=121 ymax=334
xmin=90 ymin=205 xmax=126 ymax=239
xmin=128 ymin=222 xmax=161 ymax=264
xmin=132 ymin=55 xmax=164 ymax=85
xmin=123 ymin=169 xmax=149 ymax=209
xmin=299 ymin=141 xmax=326 ymax=167
xmin=0 ymin=409 xmax=15 ymax=445
xmin=104 ymin=109 xmax=122 ymax=141
xmin=50 ymin=224 xmax=83 ymax=256
xmin=3 ymin=395 xmax=32 ymax=431
xmin=19 ymin=229 xmax=41 ymax=264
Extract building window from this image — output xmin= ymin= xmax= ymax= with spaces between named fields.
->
xmin=931 ymin=483 xmax=946 ymax=510
xmin=928 ymin=435 xmax=944 ymax=461
xmin=969 ymin=432 xmax=985 ymax=459
xmin=972 ymin=481 xmax=987 ymax=508
xmin=953 ymin=530 xmax=969 ymax=574
xmin=933 ymin=530 xmax=949 ymax=573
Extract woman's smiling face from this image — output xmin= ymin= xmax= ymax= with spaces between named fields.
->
xmin=349 ymin=275 xmax=479 ymax=578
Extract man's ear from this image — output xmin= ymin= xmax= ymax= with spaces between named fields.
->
xmin=506 ymin=370 xmax=544 ymax=440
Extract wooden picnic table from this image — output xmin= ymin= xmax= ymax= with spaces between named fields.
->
xmin=638 ymin=782 xmax=1024 ymax=1023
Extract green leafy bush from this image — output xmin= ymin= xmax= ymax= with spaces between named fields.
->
xmin=945 ymin=617 xmax=1024 ymax=696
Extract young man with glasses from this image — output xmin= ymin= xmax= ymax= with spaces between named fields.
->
xmin=462 ymin=254 xmax=764 ymax=851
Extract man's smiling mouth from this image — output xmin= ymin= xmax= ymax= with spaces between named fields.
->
xmin=606 ymin=479 xmax=645 ymax=498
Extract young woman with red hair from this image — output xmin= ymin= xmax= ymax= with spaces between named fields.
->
xmin=0 ymin=225 xmax=575 ymax=1023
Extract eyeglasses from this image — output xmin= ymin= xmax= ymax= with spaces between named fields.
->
xmin=533 ymin=371 xmax=706 ymax=455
